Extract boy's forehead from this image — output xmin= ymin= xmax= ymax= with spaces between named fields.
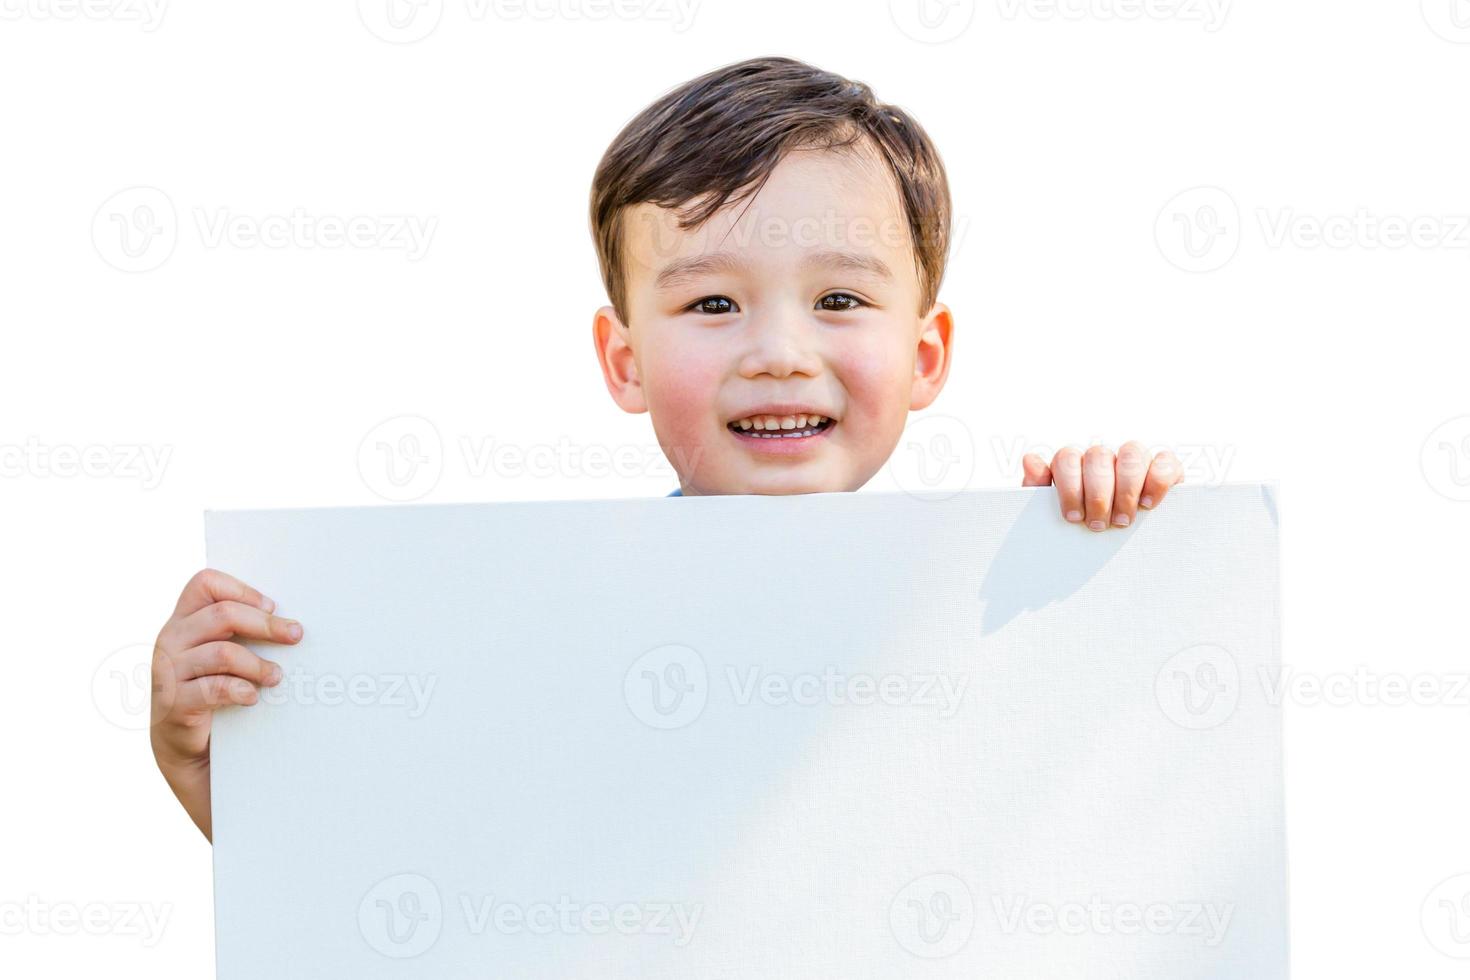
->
xmin=621 ymin=145 xmax=914 ymax=285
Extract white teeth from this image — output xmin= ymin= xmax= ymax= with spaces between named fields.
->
xmin=729 ymin=413 xmax=834 ymax=435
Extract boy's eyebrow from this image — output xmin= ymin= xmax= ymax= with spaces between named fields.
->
xmin=802 ymin=248 xmax=894 ymax=282
xmin=654 ymin=252 xmax=750 ymax=290
xmin=653 ymin=248 xmax=893 ymax=290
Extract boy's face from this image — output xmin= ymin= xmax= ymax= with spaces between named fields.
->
xmin=593 ymin=141 xmax=952 ymax=495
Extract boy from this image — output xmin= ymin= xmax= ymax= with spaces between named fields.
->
xmin=151 ymin=56 xmax=1184 ymax=840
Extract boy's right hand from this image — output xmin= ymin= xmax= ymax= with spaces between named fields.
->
xmin=149 ymin=568 xmax=303 ymax=841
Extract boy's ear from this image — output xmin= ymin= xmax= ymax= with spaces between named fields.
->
xmin=910 ymin=301 xmax=954 ymax=411
xmin=592 ymin=305 xmax=648 ymax=414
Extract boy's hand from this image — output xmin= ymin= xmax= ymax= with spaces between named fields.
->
xmin=149 ymin=568 xmax=302 ymax=841
xmin=1021 ymin=442 xmax=1184 ymax=531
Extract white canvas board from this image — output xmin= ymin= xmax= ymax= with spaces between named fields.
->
xmin=206 ymin=483 xmax=1286 ymax=978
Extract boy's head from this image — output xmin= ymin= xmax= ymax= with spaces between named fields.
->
xmin=589 ymin=56 xmax=954 ymax=496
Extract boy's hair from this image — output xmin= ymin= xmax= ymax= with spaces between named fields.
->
xmin=589 ymin=56 xmax=951 ymax=325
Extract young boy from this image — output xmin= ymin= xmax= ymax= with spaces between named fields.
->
xmin=150 ymin=56 xmax=1184 ymax=840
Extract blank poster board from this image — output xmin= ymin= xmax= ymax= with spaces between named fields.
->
xmin=206 ymin=483 xmax=1286 ymax=979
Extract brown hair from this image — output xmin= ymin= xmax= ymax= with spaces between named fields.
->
xmin=589 ymin=56 xmax=952 ymax=325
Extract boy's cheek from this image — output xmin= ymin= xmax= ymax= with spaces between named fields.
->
xmin=643 ymin=367 xmax=723 ymax=453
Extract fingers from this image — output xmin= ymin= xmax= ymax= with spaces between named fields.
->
xmin=173 ymin=674 xmax=265 ymax=717
xmin=163 ymin=600 xmax=303 ymax=653
xmin=1049 ymin=447 xmax=1085 ymax=523
xmin=174 ymin=640 xmax=282 ymax=687
xmin=1021 ymin=453 xmax=1053 ymax=487
xmin=173 ymin=568 xmax=275 ymax=619
xmin=1082 ymin=445 xmax=1115 ymax=531
xmin=1140 ymin=450 xmax=1185 ymax=510
xmin=1110 ymin=441 xmax=1150 ymax=527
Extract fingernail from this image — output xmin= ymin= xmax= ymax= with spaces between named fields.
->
xmin=1113 ymin=514 xmax=1130 ymax=527
xmin=260 ymin=595 xmax=276 ymax=613
xmin=1139 ymin=495 xmax=1154 ymax=509
xmin=285 ymin=621 xmax=303 ymax=641
xmin=1088 ymin=520 xmax=1105 ymax=531
xmin=1066 ymin=510 xmax=1083 ymax=522
xmin=267 ymin=664 xmax=282 ymax=685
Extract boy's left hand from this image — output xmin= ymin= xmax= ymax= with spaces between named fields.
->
xmin=1021 ymin=442 xmax=1184 ymax=531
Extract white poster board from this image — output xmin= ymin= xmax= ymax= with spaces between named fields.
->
xmin=206 ymin=483 xmax=1287 ymax=978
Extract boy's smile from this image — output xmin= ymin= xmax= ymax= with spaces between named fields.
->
xmin=726 ymin=407 xmax=837 ymax=455
xmin=593 ymin=139 xmax=953 ymax=495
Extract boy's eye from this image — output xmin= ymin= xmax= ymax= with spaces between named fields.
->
xmin=818 ymin=293 xmax=865 ymax=312
xmin=688 ymin=296 xmax=737 ymax=315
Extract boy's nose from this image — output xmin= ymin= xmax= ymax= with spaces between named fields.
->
xmin=737 ymin=310 xmax=822 ymax=379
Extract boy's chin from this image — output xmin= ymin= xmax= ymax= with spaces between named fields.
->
xmin=713 ymin=465 xmax=857 ymax=496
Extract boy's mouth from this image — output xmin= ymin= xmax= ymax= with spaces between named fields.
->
xmin=727 ymin=413 xmax=837 ymax=440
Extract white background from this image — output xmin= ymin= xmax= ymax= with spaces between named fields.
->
xmin=2 ymin=0 xmax=1467 ymax=976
